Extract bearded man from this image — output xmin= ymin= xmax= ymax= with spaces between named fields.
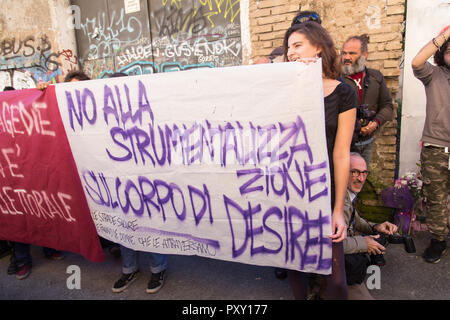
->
xmin=341 ymin=35 xmax=393 ymax=165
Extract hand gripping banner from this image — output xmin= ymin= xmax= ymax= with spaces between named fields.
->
xmin=54 ymin=61 xmax=333 ymax=274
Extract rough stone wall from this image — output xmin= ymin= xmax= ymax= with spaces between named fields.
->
xmin=249 ymin=0 xmax=406 ymax=200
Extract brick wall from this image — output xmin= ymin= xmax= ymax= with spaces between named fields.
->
xmin=249 ymin=0 xmax=406 ymax=199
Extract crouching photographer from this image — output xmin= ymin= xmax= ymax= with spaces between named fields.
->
xmin=343 ymin=153 xmax=399 ymax=300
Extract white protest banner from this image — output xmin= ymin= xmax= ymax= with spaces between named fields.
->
xmin=55 ymin=61 xmax=333 ymax=274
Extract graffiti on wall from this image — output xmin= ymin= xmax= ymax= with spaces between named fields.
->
xmin=0 ymin=70 xmax=36 ymax=90
xmin=79 ymin=7 xmax=145 ymax=60
xmin=0 ymin=35 xmax=79 ymax=89
xmin=365 ymin=5 xmax=381 ymax=30
xmin=115 ymin=33 xmax=241 ymax=68
xmin=149 ymin=0 xmax=242 ymax=70
xmin=151 ymin=0 xmax=241 ymax=37
xmin=74 ymin=0 xmax=242 ymax=79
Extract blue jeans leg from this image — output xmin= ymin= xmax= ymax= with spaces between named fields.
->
xmin=14 ymin=243 xmax=32 ymax=267
xmin=120 ymin=245 xmax=138 ymax=274
xmin=149 ymin=253 xmax=167 ymax=274
xmin=356 ymin=141 xmax=373 ymax=167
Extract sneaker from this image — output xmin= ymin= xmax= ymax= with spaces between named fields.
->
xmin=423 ymin=239 xmax=447 ymax=263
xmin=112 ymin=271 xmax=139 ymax=293
xmin=146 ymin=270 xmax=166 ymax=294
xmin=16 ymin=263 xmax=31 ymax=280
xmin=45 ymin=251 xmax=65 ymax=261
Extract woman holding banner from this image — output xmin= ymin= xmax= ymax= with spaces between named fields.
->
xmin=283 ymin=21 xmax=357 ymax=299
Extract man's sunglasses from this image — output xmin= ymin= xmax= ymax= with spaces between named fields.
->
xmin=292 ymin=13 xmax=321 ymax=25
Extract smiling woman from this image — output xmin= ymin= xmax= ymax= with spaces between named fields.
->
xmin=282 ymin=21 xmax=357 ymax=300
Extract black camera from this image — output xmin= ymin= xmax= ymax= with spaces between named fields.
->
xmin=357 ymin=104 xmax=376 ymax=127
xmin=369 ymin=233 xmax=416 ymax=266
xmin=386 ymin=234 xmax=416 ymax=253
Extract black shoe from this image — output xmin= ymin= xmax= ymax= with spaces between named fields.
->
xmin=274 ymin=268 xmax=287 ymax=280
xmin=44 ymin=251 xmax=65 ymax=260
xmin=146 ymin=270 xmax=166 ymax=294
xmin=423 ymin=239 xmax=447 ymax=263
xmin=7 ymin=254 xmax=18 ymax=275
xmin=0 ymin=242 xmax=12 ymax=259
xmin=109 ymin=246 xmax=121 ymax=259
xmin=112 ymin=271 xmax=139 ymax=293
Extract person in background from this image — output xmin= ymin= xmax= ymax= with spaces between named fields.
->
xmin=63 ymin=70 xmax=90 ymax=82
xmin=106 ymin=72 xmax=169 ymax=294
xmin=254 ymin=47 xmax=284 ymax=64
xmin=283 ymin=21 xmax=356 ymax=299
xmin=10 ymin=70 xmax=95 ymax=279
xmin=343 ymin=152 xmax=397 ymax=299
xmin=411 ymin=26 xmax=450 ymax=264
xmin=38 ymin=70 xmax=123 ymax=258
xmin=340 ymin=35 xmax=393 ymax=166
xmin=2 ymin=86 xmax=66 ymax=280
xmin=1 ymin=86 xmax=17 ymax=272
xmin=252 ymin=47 xmax=290 ymax=280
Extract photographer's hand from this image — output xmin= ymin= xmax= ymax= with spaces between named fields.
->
xmin=360 ymin=121 xmax=378 ymax=136
xmin=374 ymin=222 xmax=398 ymax=235
xmin=36 ymin=81 xmax=51 ymax=90
xmin=365 ymin=235 xmax=386 ymax=255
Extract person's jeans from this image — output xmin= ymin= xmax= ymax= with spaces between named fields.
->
xmin=14 ymin=243 xmax=60 ymax=267
xmin=120 ymin=245 xmax=167 ymax=274
xmin=14 ymin=243 xmax=31 ymax=267
xmin=355 ymin=138 xmax=374 ymax=167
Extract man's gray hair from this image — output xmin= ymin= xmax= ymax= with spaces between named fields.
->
xmin=344 ymin=34 xmax=369 ymax=53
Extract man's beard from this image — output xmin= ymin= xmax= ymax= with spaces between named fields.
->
xmin=341 ymin=55 xmax=366 ymax=75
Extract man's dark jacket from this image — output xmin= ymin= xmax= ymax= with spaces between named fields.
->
xmin=342 ymin=67 xmax=394 ymax=141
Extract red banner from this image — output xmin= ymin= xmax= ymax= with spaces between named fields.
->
xmin=0 ymin=86 xmax=104 ymax=262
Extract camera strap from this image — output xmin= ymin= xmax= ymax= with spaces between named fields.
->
xmin=445 ymin=147 xmax=449 ymax=170
xmin=348 ymin=200 xmax=356 ymax=233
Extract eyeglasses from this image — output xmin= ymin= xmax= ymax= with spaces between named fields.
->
xmin=293 ymin=13 xmax=321 ymax=25
xmin=350 ymin=169 xmax=369 ymax=178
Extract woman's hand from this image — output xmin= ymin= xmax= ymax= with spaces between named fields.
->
xmin=329 ymin=210 xmax=347 ymax=243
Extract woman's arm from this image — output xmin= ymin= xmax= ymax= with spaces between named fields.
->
xmin=411 ymin=26 xmax=449 ymax=70
xmin=329 ymin=108 xmax=356 ymax=243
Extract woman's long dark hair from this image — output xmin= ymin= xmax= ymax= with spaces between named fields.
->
xmin=283 ymin=21 xmax=341 ymax=79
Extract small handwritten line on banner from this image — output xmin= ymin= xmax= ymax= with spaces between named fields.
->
xmin=137 ymin=226 xmax=221 ymax=249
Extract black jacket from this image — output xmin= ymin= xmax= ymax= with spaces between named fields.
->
xmin=342 ymin=68 xmax=394 ymax=141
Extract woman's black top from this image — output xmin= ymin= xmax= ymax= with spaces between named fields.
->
xmin=324 ymin=81 xmax=358 ymax=206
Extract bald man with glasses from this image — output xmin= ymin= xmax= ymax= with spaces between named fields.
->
xmin=343 ymin=152 xmax=397 ymax=300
